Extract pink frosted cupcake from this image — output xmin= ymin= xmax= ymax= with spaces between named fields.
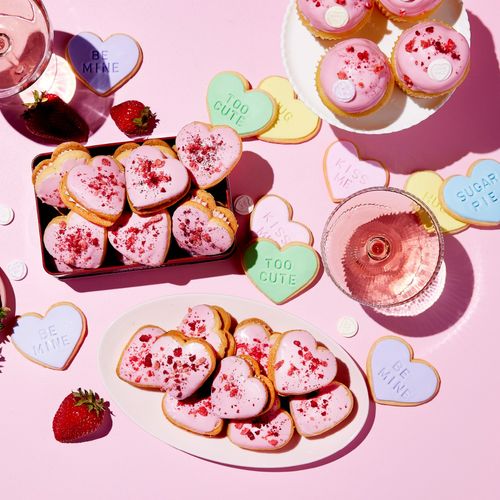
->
xmin=316 ymin=38 xmax=394 ymax=116
xmin=392 ymin=21 xmax=470 ymax=97
xmin=297 ymin=0 xmax=374 ymax=39
xmin=376 ymin=0 xmax=443 ymax=22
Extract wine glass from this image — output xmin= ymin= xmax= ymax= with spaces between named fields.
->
xmin=0 ymin=0 xmax=53 ymax=99
xmin=321 ymin=187 xmax=445 ymax=317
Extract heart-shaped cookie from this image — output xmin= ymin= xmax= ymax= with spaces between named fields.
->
xmin=367 ymin=336 xmax=440 ymax=406
xmin=242 ymin=239 xmax=319 ymax=304
xmin=178 ymin=304 xmax=228 ymax=358
xmin=233 ymin=318 xmax=275 ymax=375
xmin=405 ymin=171 xmax=469 ymax=234
xmin=66 ymin=32 xmax=142 ymax=96
xmin=162 ymin=391 xmax=224 ymax=437
xmin=257 ymin=76 xmax=321 ymax=143
xmin=172 ymin=191 xmax=237 ymax=256
xmin=440 ymin=159 xmax=500 ymax=226
xmin=11 ymin=302 xmax=87 ymax=370
xmin=227 ymin=400 xmax=295 ymax=451
xmin=61 ymin=155 xmax=126 ymax=227
xmin=289 ymin=382 xmax=354 ymax=437
xmin=210 ymin=355 xmax=275 ymax=419
xmin=124 ymin=145 xmax=190 ymax=213
xmin=33 ymin=142 xmax=91 ymax=209
xmin=207 ymin=71 xmax=278 ymax=138
xmin=324 ymin=141 xmax=389 ymax=202
xmin=43 ymin=211 xmax=107 ymax=269
xmin=176 ymin=121 xmax=242 ymax=189
xmin=108 ymin=211 xmax=171 ymax=267
xmin=268 ymin=330 xmax=337 ymax=396
xmin=114 ymin=140 xmax=177 ymax=165
xmin=250 ymin=195 xmax=313 ymax=246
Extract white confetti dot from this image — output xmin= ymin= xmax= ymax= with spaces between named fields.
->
xmin=0 ymin=204 xmax=14 ymax=225
xmin=6 ymin=260 xmax=28 ymax=281
xmin=337 ymin=316 xmax=359 ymax=338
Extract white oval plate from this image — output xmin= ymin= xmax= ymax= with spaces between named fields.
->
xmin=281 ymin=0 xmax=470 ymax=134
xmin=99 ymin=293 xmax=369 ymax=468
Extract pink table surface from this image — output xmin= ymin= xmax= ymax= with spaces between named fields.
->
xmin=1 ymin=1 xmax=499 ymax=499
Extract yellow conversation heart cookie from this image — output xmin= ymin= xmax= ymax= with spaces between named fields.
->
xmin=405 ymin=171 xmax=469 ymax=234
xmin=257 ymin=76 xmax=321 ymax=144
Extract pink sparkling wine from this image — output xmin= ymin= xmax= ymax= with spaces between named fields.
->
xmin=321 ymin=188 xmax=445 ymax=316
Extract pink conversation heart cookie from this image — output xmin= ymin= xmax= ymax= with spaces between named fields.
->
xmin=61 ymin=155 xmax=126 ymax=227
xmin=108 ymin=211 xmax=171 ymax=267
xmin=289 ymin=382 xmax=354 ymax=437
xmin=124 ymin=145 xmax=190 ymax=213
xmin=268 ymin=330 xmax=337 ymax=396
xmin=178 ymin=304 xmax=228 ymax=358
xmin=250 ymin=194 xmax=313 ymax=246
xmin=210 ymin=356 xmax=275 ymax=419
xmin=162 ymin=391 xmax=224 ymax=436
xmin=323 ymin=141 xmax=389 ymax=203
xmin=176 ymin=121 xmax=242 ymax=189
xmin=43 ymin=211 xmax=107 ymax=269
xmin=227 ymin=400 xmax=295 ymax=451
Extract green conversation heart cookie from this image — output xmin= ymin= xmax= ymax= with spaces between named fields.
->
xmin=207 ymin=72 xmax=277 ymax=138
xmin=242 ymin=239 xmax=319 ymax=304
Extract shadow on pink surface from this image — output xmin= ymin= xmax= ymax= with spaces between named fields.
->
xmin=0 ymin=268 xmax=16 ymax=373
xmin=363 ymin=235 xmax=474 ymax=336
xmin=331 ymin=12 xmax=500 ymax=174
xmin=0 ymin=31 xmax=113 ymax=145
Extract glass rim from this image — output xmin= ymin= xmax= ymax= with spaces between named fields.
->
xmin=320 ymin=186 xmax=445 ymax=310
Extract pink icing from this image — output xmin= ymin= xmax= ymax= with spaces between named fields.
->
xmin=124 ymin=145 xmax=190 ymax=210
xmin=162 ymin=392 xmax=223 ymax=435
xmin=318 ymin=39 xmax=392 ymax=114
xmin=43 ymin=212 xmax=106 ymax=269
xmin=394 ymin=22 xmax=470 ymax=94
xmin=298 ymin=0 xmax=372 ymax=34
xmin=108 ymin=211 xmax=170 ymax=267
xmin=289 ymin=382 xmax=353 ymax=437
xmin=172 ymin=203 xmax=233 ymax=256
xmin=271 ymin=330 xmax=337 ymax=395
xmin=178 ymin=305 xmax=226 ymax=356
xmin=176 ymin=122 xmax=242 ymax=188
xmin=234 ymin=321 xmax=273 ymax=375
xmin=117 ymin=326 xmax=166 ymax=387
xmin=35 ymin=157 xmax=88 ymax=208
xmin=211 ymin=356 xmax=269 ymax=419
xmin=228 ymin=401 xmax=294 ymax=450
xmin=66 ymin=156 xmax=126 ymax=217
xmin=378 ymin=0 xmax=441 ymax=18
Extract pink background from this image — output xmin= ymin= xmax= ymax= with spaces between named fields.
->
xmin=1 ymin=0 xmax=499 ymax=498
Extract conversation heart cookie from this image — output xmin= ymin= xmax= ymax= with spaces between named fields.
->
xmin=176 ymin=121 xmax=242 ymax=189
xmin=108 ymin=211 xmax=171 ymax=267
xmin=124 ymin=145 xmax=190 ymax=214
xmin=11 ymin=302 xmax=87 ymax=370
xmin=66 ymin=32 xmax=142 ymax=96
xmin=178 ymin=304 xmax=228 ymax=358
xmin=227 ymin=400 xmax=295 ymax=451
xmin=207 ymin=71 xmax=278 ymax=138
xmin=210 ymin=355 xmax=275 ymax=419
xmin=405 ymin=171 xmax=469 ymax=234
xmin=440 ymin=159 xmax=500 ymax=226
xmin=32 ymin=142 xmax=91 ymax=209
xmin=43 ymin=211 xmax=107 ymax=269
xmin=162 ymin=391 xmax=224 ymax=437
xmin=242 ymin=239 xmax=319 ymax=304
xmin=289 ymin=382 xmax=354 ymax=437
xmin=60 ymin=155 xmax=126 ymax=227
xmin=257 ymin=76 xmax=321 ymax=144
xmin=367 ymin=336 xmax=440 ymax=406
xmin=324 ymin=141 xmax=389 ymax=203
xmin=250 ymin=195 xmax=313 ymax=246
xmin=268 ymin=330 xmax=337 ymax=396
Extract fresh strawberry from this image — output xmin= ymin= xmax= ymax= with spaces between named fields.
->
xmin=22 ymin=90 xmax=89 ymax=143
xmin=110 ymin=100 xmax=158 ymax=137
xmin=52 ymin=388 xmax=108 ymax=443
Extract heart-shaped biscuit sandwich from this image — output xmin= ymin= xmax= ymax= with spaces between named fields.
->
xmin=114 ymin=139 xmax=177 ymax=165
